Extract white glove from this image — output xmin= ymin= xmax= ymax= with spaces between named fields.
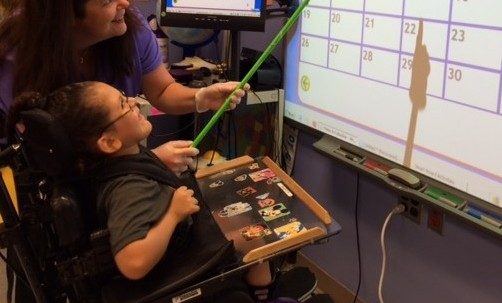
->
xmin=194 ymin=81 xmax=251 ymax=113
xmin=151 ymin=140 xmax=199 ymax=176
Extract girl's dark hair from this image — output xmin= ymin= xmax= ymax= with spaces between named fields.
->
xmin=0 ymin=0 xmax=140 ymax=96
xmin=7 ymin=81 xmax=109 ymax=158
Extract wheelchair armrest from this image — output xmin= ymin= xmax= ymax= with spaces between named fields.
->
xmin=90 ymin=229 xmax=110 ymax=245
xmin=56 ymin=227 xmax=116 ymax=286
xmin=51 ymin=188 xmax=85 ymax=248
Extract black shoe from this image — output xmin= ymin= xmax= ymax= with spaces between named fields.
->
xmin=272 ymin=267 xmax=317 ymax=302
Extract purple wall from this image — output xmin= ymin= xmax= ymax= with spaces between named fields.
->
xmin=240 ymin=17 xmax=286 ymax=64
xmin=134 ymin=1 xmax=217 ymax=63
xmin=293 ymin=131 xmax=502 ymax=303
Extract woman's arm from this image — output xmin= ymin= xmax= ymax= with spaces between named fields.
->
xmin=141 ymin=65 xmax=249 ymax=115
xmin=141 ymin=65 xmax=199 ymax=114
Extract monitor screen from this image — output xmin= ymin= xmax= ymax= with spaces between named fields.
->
xmin=284 ymin=0 xmax=502 ymax=208
xmin=159 ymin=0 xmax=265 ymax=31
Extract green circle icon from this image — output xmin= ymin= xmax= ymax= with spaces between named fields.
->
xmin=301 ymin=75 xmax=310 ymax=92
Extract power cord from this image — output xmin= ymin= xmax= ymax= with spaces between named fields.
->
xmin=207 ymin=120 xmax=223 ymax=167
xmin=213 ymin=35 xmax=221 ymax=63
xmin=231 ymin=112 xmax=237 ymax=158
xmin=225 ymin=111 xmax=238 ymax=159
xmin=249 ymin=90 xmax=276 ymax=158
xmin=226 ymin=112 xmax=231 ymax=159
xmin=149 ymin=118 xmax=196 ymax=138
xmin=275 ymin=88 xmax=281 ymax=163
xmin=352 ymin=173 xmax=362 ymax=303
xmin=378 ymin=203 xmax=406 ymax=303
xmin=149 ymin=78 xmax=207 ymax=140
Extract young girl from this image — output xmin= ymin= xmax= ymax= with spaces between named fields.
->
xmin=7 ymin=81 xmax=272 ymax=299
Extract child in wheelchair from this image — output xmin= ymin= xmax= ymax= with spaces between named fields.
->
xmin=6 ymin=81 xmax=288 ymax=302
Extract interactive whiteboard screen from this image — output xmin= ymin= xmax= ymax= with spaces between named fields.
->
xmin=284 ymin=0 xmax=502 ymax=207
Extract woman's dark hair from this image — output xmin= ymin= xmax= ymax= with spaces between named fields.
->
xmin=0 ymin=0 xmax=140 ymax=96
xmin=0 ymin=0 xmax=19 ymax=18
xmin=7 ymin=81 xmax=109 ymax=158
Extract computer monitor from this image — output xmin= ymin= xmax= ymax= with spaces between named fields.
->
xmin=158 ymin=0 xmax=266 ymax=31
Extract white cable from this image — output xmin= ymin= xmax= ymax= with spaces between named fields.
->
xmin=378 ymin=204 xmax=405 ymax=303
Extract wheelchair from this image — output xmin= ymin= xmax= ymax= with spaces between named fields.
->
xmin=0 ymin=108 xmax=339 ymax=303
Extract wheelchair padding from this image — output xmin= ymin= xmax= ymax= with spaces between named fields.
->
xmin=95 ymin=150 xmax=237 ymax=303
xmin=19 ymin=108 xmax=90 ymax=247
xmin=19 ymin=108 xmax=77 ymax=179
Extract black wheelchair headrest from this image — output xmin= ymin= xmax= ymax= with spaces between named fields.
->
xmin=19 ymin=108 xmax=77 ymax=179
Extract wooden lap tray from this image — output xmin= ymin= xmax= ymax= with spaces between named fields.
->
xmin=196 ymin=156 xmax=338 ymax=263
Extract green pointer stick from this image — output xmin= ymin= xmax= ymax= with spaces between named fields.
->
xmin=191 ymin=0 xmax=311 ymax=148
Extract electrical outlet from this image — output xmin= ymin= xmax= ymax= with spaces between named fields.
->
xmin=427 ymin=208 xmax=444 ymax=235
xmin=398 ymin=196 xmax=422 ymax=224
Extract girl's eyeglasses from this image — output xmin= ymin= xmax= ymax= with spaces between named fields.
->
xmin=100 ymin=97 xmax=139 ymax=135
